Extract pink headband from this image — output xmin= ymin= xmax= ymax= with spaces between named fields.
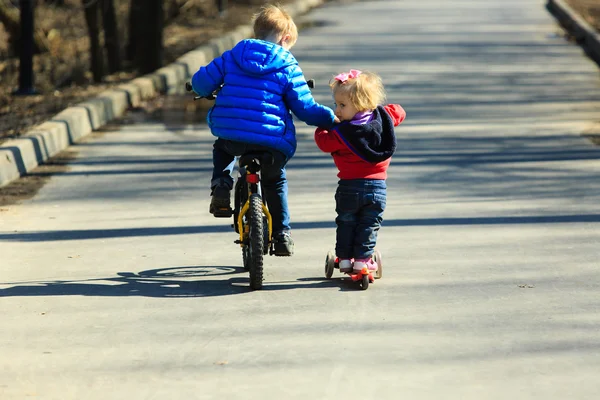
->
xmin=334 ymin=69 xmax=362 ymax=84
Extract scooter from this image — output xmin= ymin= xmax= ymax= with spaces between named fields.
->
xmin=324 ymin=250 xmax=383 ymax=290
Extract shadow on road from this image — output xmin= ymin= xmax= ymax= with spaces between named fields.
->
xmin=2 ymin=213 xmax=600 ymax=242
xmin=0 ymin=266 xmax=353 ymax=298
xmin=0 ymin=266 xmax=246 ymax=298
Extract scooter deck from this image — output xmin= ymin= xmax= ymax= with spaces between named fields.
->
xmin=344 ymin=267 xmax=375 ymax=283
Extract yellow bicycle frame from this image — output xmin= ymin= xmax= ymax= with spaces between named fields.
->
xmin=236 ymin=176 xmax=273 ymax=247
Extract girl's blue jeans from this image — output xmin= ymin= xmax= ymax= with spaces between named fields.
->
xmin=335 ymin=179 xmax=387 ymax=260
xmin=212 ymin=138 xmax=291 ymax=233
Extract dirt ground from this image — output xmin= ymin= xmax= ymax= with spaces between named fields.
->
xmin=564 ymin=0 xmax=600 ymax=32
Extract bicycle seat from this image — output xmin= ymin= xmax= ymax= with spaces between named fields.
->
xmin=238 ymin=152 xmax=274 ymax=169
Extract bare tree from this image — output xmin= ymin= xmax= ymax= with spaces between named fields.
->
xmin=139 ymin=0 xmax=164 ymax=74
xmin=101 ymin=0 xmax=120 ymax=73
xmin=42 ymin=0 xmax=66 ymax=5
xmin=125 ymin=0 xmax=141 ymax=66
xmin=82 ymin=0 xmax=104 ymax=82
xmin=0 ymin=0 xmax=49 ymax=55
xmin=128 ymin=0 xmax=164 ymax=74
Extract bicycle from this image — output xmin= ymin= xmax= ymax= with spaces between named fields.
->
xmin=185 ymin=81 xmax=315 ymax=290
xmin=231 ymin=151 xmax=274 ymax=290
xmin=324 ymin=250 xmax=383 ymax=290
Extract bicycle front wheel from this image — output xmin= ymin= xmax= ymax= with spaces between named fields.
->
xmin=248 ymin=194 xmax=265 ymax=290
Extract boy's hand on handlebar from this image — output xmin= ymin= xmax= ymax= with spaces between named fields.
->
xmin=185 ymin=81 xmax=217 ymax=101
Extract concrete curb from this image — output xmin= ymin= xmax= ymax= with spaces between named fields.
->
xmin=546 ymin=0 xmax=600 ymax=66
xmin=0 ymin=0 xmax=325 ymax=188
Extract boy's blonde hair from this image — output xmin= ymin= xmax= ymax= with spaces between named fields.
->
xmin=330 ymin=71 xmax=386 ymax=112
xmin=253 ymin=4 xmax=298 ymax=47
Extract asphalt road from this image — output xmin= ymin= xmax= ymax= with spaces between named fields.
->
xmin=2 ymin=0 xmax=600 ymax=399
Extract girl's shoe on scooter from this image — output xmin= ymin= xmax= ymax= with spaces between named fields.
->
xmin=353 ymin=257 xmax=377 ymax=273
xmin=339 ymin=259 xmax=353 ymax=273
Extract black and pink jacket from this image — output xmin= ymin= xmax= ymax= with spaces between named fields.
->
xmin=314 ymin=104 xmax=406 ymax=180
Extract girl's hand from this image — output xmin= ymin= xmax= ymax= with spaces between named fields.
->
xmin=333 ymin=116 xmax=341 ymax=124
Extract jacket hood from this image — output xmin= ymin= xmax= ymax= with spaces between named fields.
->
xmin=231 ymin=39 xmax=297 ymax=75
xmin=334 ymin=106 xmax=397 ymax=163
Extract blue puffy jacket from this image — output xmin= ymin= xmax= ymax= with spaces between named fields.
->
xmin=191 ymin=39 xmax=335 ymax=159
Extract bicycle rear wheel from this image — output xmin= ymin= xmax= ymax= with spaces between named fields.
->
xmin=248 ymin=194 xmax=264 ymax=290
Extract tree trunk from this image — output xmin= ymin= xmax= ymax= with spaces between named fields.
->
xmin=101 ymin=0 xmax=121 ymax=73
xmin=135 ymin=0 xmax=164 ymax=74
xmin=0 ymin=0 xmax=49 ymax=55
xmin=15 ymin=0 xmax=36 ymax=94
xmin=82 ymin=0 xmax=104 ymax=83
xmin=165 ymin=0 xmax=180 ymax=22
xmin=216 ymin=0 xmax=227 ymax=16
xmin=125 ymin=0 xmax=142 ymax=65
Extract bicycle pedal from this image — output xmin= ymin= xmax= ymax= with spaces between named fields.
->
xmin=212 ymin=208 xmax=233 ymax=217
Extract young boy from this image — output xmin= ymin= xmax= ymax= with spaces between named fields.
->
xmin=191 ymin=4 xmax=337 ymax=256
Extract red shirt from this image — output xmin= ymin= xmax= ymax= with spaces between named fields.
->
xmin=314 ymin=104 xmax=406 ymax=180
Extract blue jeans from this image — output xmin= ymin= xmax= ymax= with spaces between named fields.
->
xmin=212 ymin=139 xmax=291 ymax=233
xmin=335 ymin=179 xmax=386 ymax=260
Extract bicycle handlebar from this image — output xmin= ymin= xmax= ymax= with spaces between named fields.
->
xmin=185 ymin=81 xmax=215 ymax=100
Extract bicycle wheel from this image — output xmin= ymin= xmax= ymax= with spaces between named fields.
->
xmin=248 ymin=194 xmax=265 ymax=290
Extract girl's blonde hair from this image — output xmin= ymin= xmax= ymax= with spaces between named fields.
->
xmin=253 ymin=4 xmax=298 ymax=47
xmin=330 ymin=71 xmax=386 ymax=112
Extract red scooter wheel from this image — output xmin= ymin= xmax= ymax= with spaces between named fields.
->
xmin=361 ymin=274 xmax=369 ymax=290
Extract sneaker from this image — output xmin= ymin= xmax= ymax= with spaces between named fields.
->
xmin=339 ymin=259 xmax=353 ymax=273
xmin=353 ymin=257 xmax=377 ymax=273
xmin=273 ymin=231 xmax=294 ymax=256
xmin=209 ymin=185 xmax=232 ymax=217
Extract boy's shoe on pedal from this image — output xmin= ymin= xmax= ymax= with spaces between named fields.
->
xmin=353 ymin=257 xmax=377 ymax=273
xmin=273 ymin=231 xmax=294 ymax=256
xmin=339 ymin=259 xmax=353 ymax=273
xmin=209 ymin=185 xmax=232 ymax=217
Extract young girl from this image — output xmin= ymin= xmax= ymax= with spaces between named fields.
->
xmin=314 ymin=70 xmax=406 ymax=272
